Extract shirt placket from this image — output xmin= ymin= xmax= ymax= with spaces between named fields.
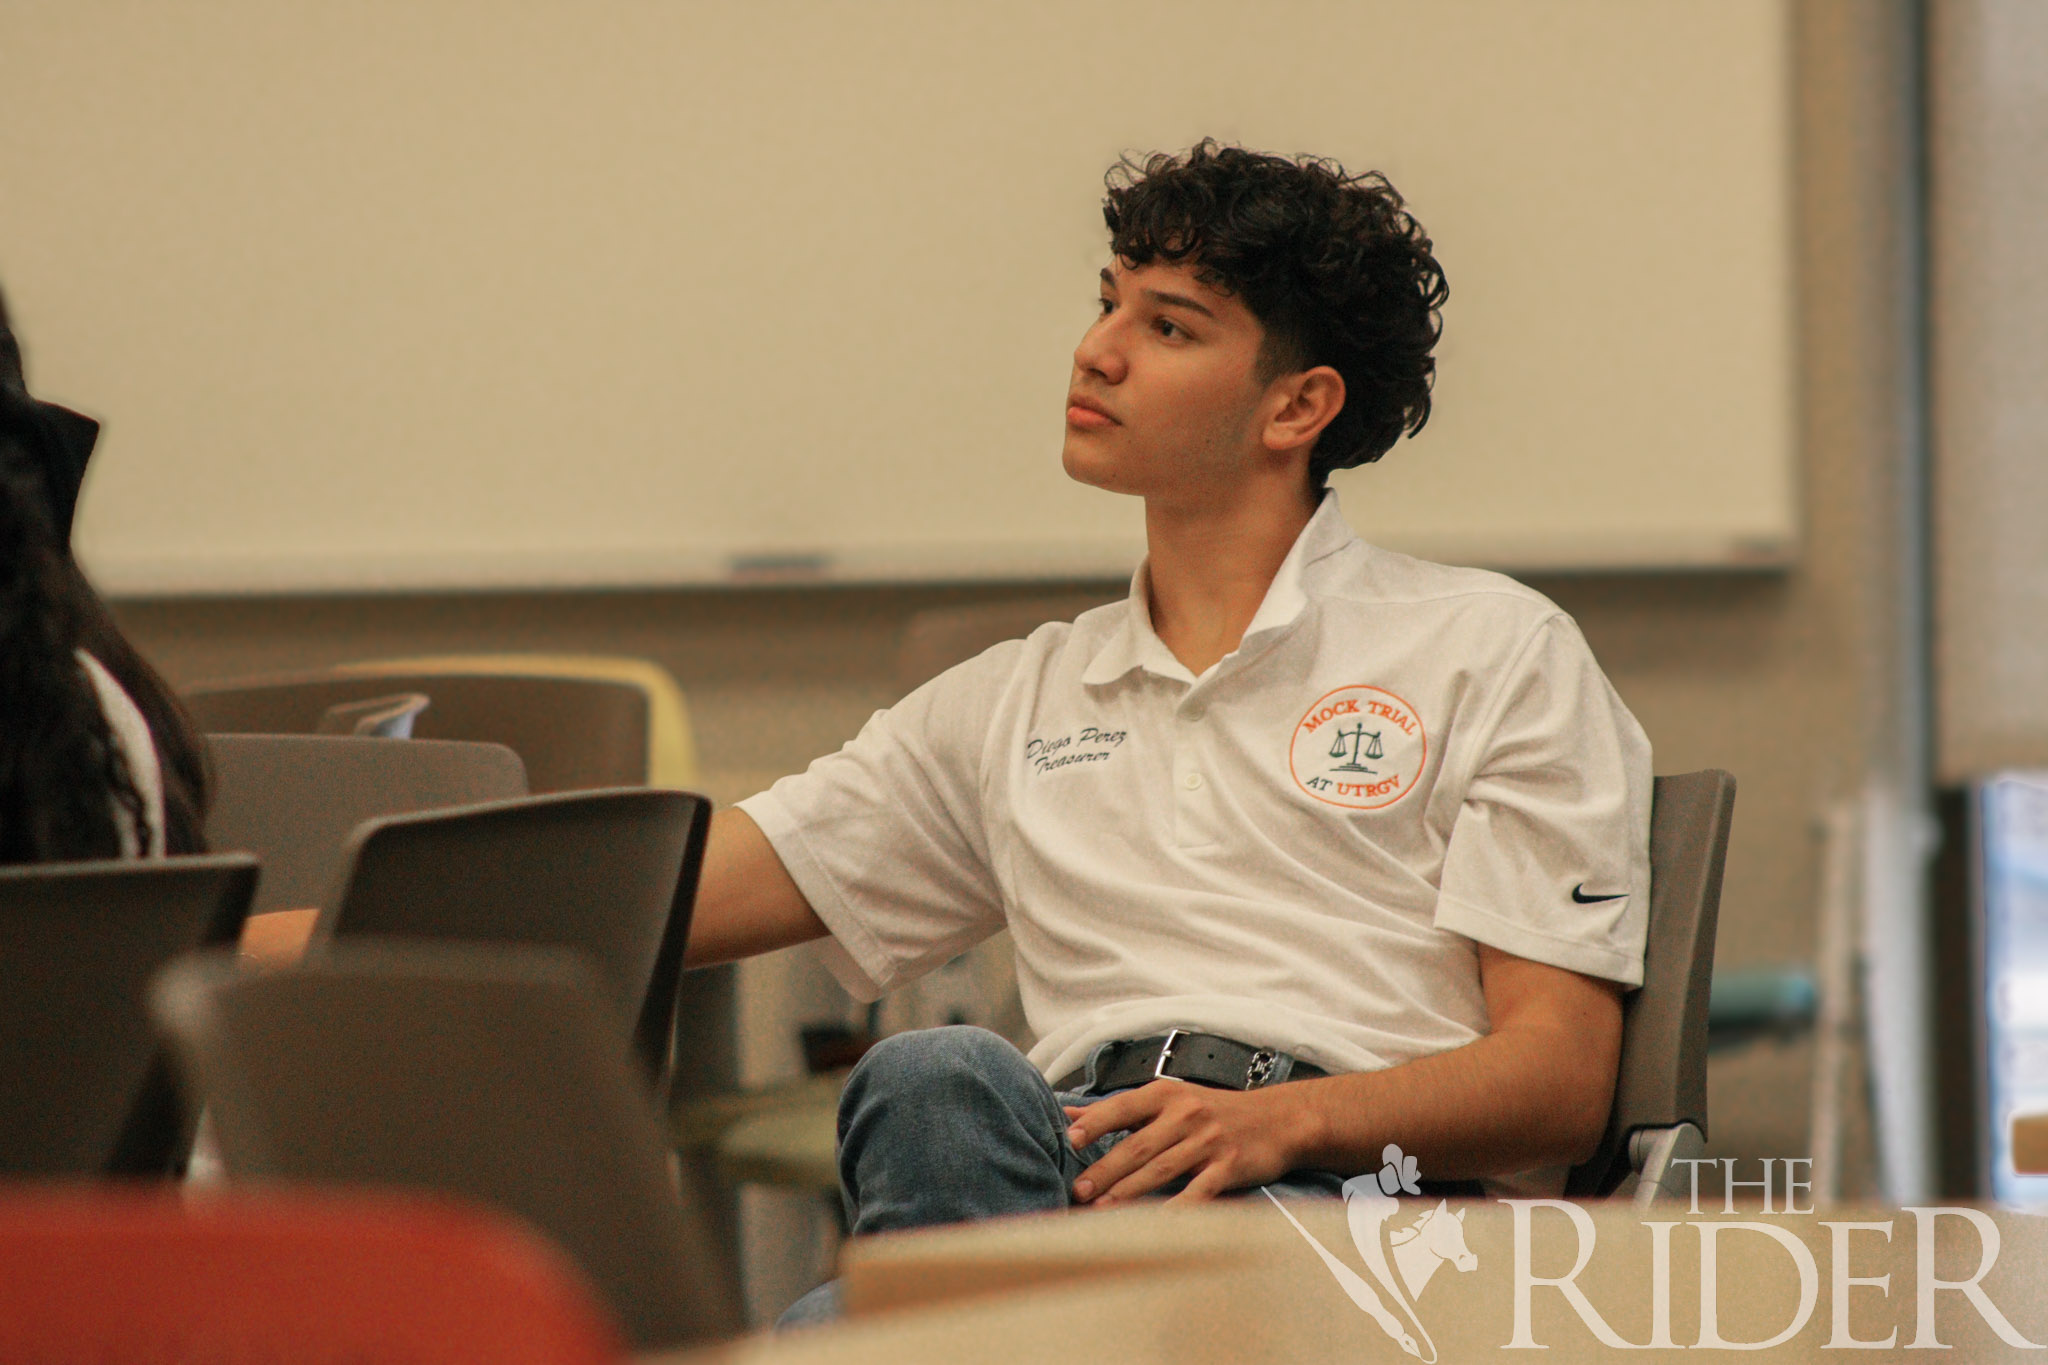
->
xmin=1172 ymin=681 xmax=1225 ymax=850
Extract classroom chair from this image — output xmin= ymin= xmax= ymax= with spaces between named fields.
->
xmin=1565 ymin=769 xmax=1737 ymax=1206
xmin=150 ymin=942 xmax=746 ymax=1352
xmin=0 ymin=1185 xmax=625 ymax=1364
xmin=324 ymin=787 xmax=710 ymax=1089
xmin=184 ymin=653 xmax=698 ymax=793
xmin=194 ymin=662 xmax=729 ymax=1100
xmin=0 ymin=854 xmax=256 ymax=1177
xmin=205 ymin=734 xmax=529 ymax=917
xmin=340 ymin=654 xmax=699 ymax=785
xmin=239 ymin=661 xmax=734 ymax=1088
xmin=331 ymin=657 xmax=739 ymax=1255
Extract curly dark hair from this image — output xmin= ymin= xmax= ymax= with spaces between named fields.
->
xmin=1103 ymin=140 xmax=1448 ymax=488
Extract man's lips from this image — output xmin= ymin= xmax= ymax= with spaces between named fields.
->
xmin=1066 ymin=394 xmax=1118 ymax=429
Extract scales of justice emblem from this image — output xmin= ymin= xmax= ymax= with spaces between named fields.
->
xmin=1327 ymin=722 xmax=1385 ymax=773
xmin=1264 ymin=1144 xmax=1477 ymax=1361
xmin=1289 ymin=684 xmax=1427 ymax=812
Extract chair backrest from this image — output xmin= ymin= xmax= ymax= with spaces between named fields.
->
xmin=186 ymin=662 xmax=676 ymax=793
xmin=149 ymin=943 xmax=744 ymax=1351
xmin=0 ymin=854 xmax=257 ymax=1176
xmin=0 ymin=1185 xmax=625 ymax=1364
xmin=1567 ymin=769 xmax=1736 ymax=1196
xmin=206 ymin=734 xmax=529 ymax=915
xmin=328 ymin=787 xmax=710 ymax=1085
xmin=336 ymin=654 xmax=700 ymax=789
xmin=894 ymin=596 xmax=1114 ymax=695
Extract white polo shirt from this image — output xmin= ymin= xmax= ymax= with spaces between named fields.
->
xmin=739 ymin=493 xmax=1652 ymax=1091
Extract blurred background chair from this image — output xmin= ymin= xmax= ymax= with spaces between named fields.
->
xmin=1567 ymin=769 xmax=1736 ymax=1206
xmin=0 ymin=854 xmax=255 ymax=1177
xmin=326 ymin=788 xmax=709 ymax=1089
xmin=206 ymin=734 xmax=529 ymax=919
xmin=184 ymin=654 xmax=698 ymax=793
xmin=151 ymin=942 xmax=745 ymax=1352
xmin=187 ymin=659 xmax=709 ymax=1023
xmin=197 ymin=662 xmax=745 ymax=1301
xmin=0 ymin=1185 xmax=625 ymax=1365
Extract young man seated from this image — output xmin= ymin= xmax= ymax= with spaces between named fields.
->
xmin=684 ymin=141 xmax=1650 ymax=1282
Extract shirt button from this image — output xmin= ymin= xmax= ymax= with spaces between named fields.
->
xmin=1182 ymin=771 xmax=1204 ymax=791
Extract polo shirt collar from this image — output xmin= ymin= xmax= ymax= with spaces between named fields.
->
xmin=1081 ymin=491 xmax=1358 ymax=687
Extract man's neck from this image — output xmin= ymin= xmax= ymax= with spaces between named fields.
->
xmin=1142 ymin=485 xmax=1319 ymax=678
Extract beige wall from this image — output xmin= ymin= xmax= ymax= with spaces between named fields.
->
xmin=107 ymin=0 xmax=1918 ymax=1191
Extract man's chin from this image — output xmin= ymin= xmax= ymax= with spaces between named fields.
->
xmin=1060 ymin=442 xmax=1146 ymax=496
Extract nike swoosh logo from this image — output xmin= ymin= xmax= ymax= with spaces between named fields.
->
xmin=1571 ymin=884 xmax=1626 ymax=904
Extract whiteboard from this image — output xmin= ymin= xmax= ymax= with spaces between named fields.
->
xmin=0 ymin=0 xmax=1795 ymax=594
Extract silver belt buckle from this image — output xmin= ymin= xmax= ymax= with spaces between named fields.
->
xmin=1152 ymin=1028 xmax=1189 ymax=1081
xmin=1245 ymin=1048 xmax=1279 ymax=1089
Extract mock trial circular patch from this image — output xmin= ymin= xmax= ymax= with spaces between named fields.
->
xmin=1289 ymin=684 xmax=1427 ymax=811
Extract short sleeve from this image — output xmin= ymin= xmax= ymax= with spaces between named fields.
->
xmin=1433 ymin=615 xmax=1652 ymax=986
xmin=735 ymin=641 xmax=1023 ymax=1001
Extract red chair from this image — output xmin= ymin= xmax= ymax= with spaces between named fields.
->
xmin=0 ymin=1185 xmax=625 ymax=1364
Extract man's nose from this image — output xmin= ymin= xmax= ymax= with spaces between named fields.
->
xmin=1072 ymin=318 xmax=1126 ymax=384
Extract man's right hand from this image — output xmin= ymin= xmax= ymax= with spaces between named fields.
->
xmin=683 ymin=808 xmax=830 ymax=968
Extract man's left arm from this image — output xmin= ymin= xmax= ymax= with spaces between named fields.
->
xmin=1064 ymin=944 xmax=1622 ymax=1204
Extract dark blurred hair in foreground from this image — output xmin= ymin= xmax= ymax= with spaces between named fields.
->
xmin=0 ymin=289 xmax=208 ymax=860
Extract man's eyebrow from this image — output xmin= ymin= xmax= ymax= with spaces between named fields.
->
xmin=1098 ymin=268 xmax=1218 ymax=320
xmin=1142 ymin=288 xmax=1215 ymax=319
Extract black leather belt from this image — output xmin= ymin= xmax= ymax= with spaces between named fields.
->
xmin=1055 ymin=1030 xmax=1328 ymax=1095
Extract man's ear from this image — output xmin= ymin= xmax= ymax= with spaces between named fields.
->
xmin=1261 ymin=366 xmax=1346 ymax=455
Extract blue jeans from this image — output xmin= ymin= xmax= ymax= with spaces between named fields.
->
xmin=777 ymin=1025 xmax=1348 ymax=1329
